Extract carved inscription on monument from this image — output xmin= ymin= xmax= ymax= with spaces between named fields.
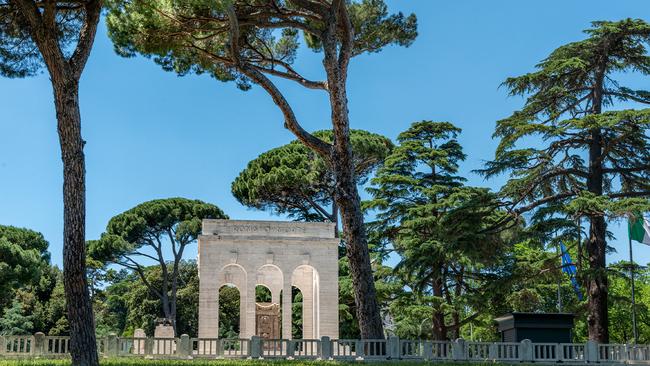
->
xmin=202 ymin=219 xmax=335 ymax=239
xmin=232 ymin=225 xmax=306 ymax=234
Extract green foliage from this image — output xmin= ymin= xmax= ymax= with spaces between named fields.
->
xmin=608 ymin=262 xmax=650 ymax=343
xmin=337 ymin=243 xmax=401 ymax=339
xmin=218 ymin=286 xmax=240 ymax=339
xmin=90 ymin=198 xmax=226 ymax=264
xmin=480 ymin=19 xmax=650 ymax=220
xmin=89 ymin=198 xmax=227 ymax=334
xmin=479 ymin=20 xmax=650 ymax=341
xmin=94 ymin=261 xmax=203 ymax=337
xmin=0 ymin=300 xmax=33 ymax=335
xmin=106 ymin=0 xmax=416 ymax=89
xmin=367 ymin=121 xmax=516 ymax=340
xmin=0 ymin=0 xmax=88 ymax=77
xmin=0 ymin=225 xmax=50 ymax=302
xmin=0 ymin=263 xmax=70 ymax=336
xmin=232 ymin=130 xmax=392 ymax=221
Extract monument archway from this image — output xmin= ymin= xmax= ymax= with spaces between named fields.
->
xmin=198 ymin=220 xmax=339 ymax=340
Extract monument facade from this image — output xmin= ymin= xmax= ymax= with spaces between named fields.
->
xmin=197 ymin=220 xmax=339 ymax=340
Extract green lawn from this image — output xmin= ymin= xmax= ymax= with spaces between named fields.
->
xmin=0 ymin=360 xmax=498 ymax=366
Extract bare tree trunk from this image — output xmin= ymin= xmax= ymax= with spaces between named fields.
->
xmin=54 ymin=78 xmax=99 ymax=366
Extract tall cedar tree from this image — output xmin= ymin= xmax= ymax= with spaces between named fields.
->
xmin=366 ymin=121 xmax=508 ymax=340
xmin=479 ymin=19 xmax=650 ymax=342
xmin=0 ymin=1 xmax=101 ymax=364
xmin=106 ymin=0 xmax=417 ymax=338
xmin=232 ymin=129 xmax=392 ymax=229
xmin=88 ymin=198 xmax=227 ymax=335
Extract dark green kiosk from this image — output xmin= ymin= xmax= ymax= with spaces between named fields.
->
xmin=495 ymin=313 xmax=575 ymax=343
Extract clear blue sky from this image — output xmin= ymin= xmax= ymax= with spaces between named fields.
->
xmin=1 ymin=0 xmax=649 ymax=267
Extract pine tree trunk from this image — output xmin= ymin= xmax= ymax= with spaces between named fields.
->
xmin=331 ymin=151 xmax=384 ymax=339
xmin=322 ymin=15 xmax=384 ymax=338
xmin=54 ymin=78 xmax=99 ymax=366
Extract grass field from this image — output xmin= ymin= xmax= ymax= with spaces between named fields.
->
xmin=0 ymin=360 xmax=494 ymax=366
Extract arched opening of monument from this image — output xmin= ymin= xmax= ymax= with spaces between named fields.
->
xmin=255 ymin=285 xmax=272 ymax=302
xmin=291 ymin=286 xmax=303 ymax=339
xmin=255 ymin=266 xmax=282 ymax=341
xmin=218 ymin=285 xmax=240 ymax=338
xmin=291 ymin=265 xmax=320 ymax=340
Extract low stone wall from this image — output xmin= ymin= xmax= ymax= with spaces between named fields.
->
xmin=2 ymin=333 xmax=650 ymax=363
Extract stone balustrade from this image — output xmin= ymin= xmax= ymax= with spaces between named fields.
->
xmin=1 ymin=333 xmax=650 ymax=363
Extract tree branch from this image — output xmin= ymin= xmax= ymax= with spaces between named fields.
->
xmin=240 ymin=64 xmax=332 ymax=158
xmin=69 ymin=0 xmax=101 ymax=78
xmin=514 ymin=192 xmax=578 ymax=214
xmin=608 ymin=191 xmax=650 ymax=199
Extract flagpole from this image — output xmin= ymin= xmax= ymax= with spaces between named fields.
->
xmin=556 ymin=242 xmax=563 ymax=312
xmin=577 ymin=216 xmax=582 ymax=286
xmin=628 ymin=232 xmax=638 ymax=344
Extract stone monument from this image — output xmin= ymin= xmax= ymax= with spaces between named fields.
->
xmin=197 ymin=220 xmax=339 ymax=340
xmin=153 ymin=318 xmax=176 ymax=354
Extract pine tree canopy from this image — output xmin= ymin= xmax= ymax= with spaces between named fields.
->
xmin=0 ymin=0 xmax=101 ymax=78
xmin=480 ymin=19 xmax=650 ymax=222
xmin=89 ymin=198 xmax=227 ymax=265
xmin=0 ymin=225 xmax=50 ymax=299
xmin=231 ymin=129 xmax=392 ymax=222
xmin=366 ymin=121 xmax=513 ymax=340
xmin=478 ymin=19 xmax=650 ymax=343
xmin=106 ymin=0 xmax=417 ymax=90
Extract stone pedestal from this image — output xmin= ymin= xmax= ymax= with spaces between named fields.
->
xmin=153 ymin=323 xmax=176 ymax=355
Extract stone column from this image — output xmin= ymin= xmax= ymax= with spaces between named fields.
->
xmin=282 ymin=276 xmax=292 ymax=339
xmin=198 ymin=240 xmax=219 ymax=338
xmin=318 ymin=258 xmax=339 ymax=339
xmin=244 ymin=272 xmax=256 ymax=338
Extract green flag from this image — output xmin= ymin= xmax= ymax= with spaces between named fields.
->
xmin=629 ymin=215 xmax=650 ymax=245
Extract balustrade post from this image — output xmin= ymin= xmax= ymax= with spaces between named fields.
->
xmin=178 ymin=334 xmax=190 ymax=358
xmin=388 ymin=336 xmax=400 ymax=359
xmin=355 ymin=340 xmax=365 ymax=359
xmin=287 ymin=340 xmax=295 ymax=358
xmin=251 ymin=336 xmax=262 ymax=359
xmin=107 ymin=334 xmax=118 ymax=357
xmin=217 ymin=339 xmax=224 ymax=358
xmin=423 ymin=341 xmax=433 ymax=360
xmin=488 ymin=343 xmax=498 ymax=360
xmin=320 ymin=336 xmax=331 ymax=360
xmin=585 ymin=340 xmax=598 ymax=363
xmin=144 ymin=337 xmax=154 ymax=358
xmin=520 ymin=339 xmax=533 ymax=362
xmin=452 ymin=338 xmax=466 ymax=361
xmin=33 ymin=333 xmax=45 ymax=356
